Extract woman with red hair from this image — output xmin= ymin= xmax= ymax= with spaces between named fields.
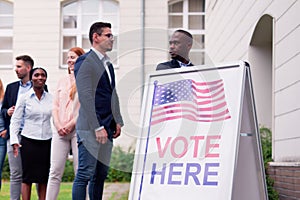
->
xmin=46 ymin=47 xmax=85 ymax=199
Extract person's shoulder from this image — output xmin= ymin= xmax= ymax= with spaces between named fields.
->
xmin=74 ymin=51 xmax=92 ymax=76
xmin=6 ymin=81 xmax=19 ymax=88
xmin=44 ymin=90 xmax=53 ymax=99
xmin=4 ymin=81 xmax=19 ymax=94
xmin=55 ymin=75 xmax=68 ymax=89
xmin=58 ymin=74 xmax=70 ymax=82
xmin=76 ymin=52 xmax=89 ymax=63
xmin=156 ymin=60 xmax=177 ymax=71
xmin=158 ymin=61 xmax=172 ymax=66
xmin=17 ymin=89 xmax=31 ymax=103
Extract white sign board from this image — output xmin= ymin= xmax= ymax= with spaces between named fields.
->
xmin=129 ymin=61 xmax=268 ymax=200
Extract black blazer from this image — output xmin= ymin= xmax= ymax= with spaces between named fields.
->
xmin=156 ymin=59 xmax=193 ymax=70
xmin=74 ymin=50 xmax=123 ymax=138
xmin=1 ymin=81 xmax=19 ymax=131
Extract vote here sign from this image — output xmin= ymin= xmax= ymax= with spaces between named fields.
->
xmin=129 ymin=63 xmax=246 ymax=200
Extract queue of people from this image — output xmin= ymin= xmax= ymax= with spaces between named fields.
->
xmin=0 ymin=48 xmax=84 ymax=200
xmin=0 ymin=20 xmax=193 ymax=199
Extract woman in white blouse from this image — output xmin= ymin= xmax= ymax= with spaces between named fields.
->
xmin=10 ymin=67 xmax=52 ymax=200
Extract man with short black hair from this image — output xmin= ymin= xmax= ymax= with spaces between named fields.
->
xmin=72 ymin=22 xmax=123 ymax=200
xmin=156 ymin=29 xmax=194 ymax=70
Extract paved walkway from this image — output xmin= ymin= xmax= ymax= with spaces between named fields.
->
xmin=102 ymin=182 xmax=130 ymax=200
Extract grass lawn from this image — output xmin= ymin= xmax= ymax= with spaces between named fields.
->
xmin=0 ymin=181 xmax=129 ymax=200
xmin=0 ymin=181 xmax=72 ymax=200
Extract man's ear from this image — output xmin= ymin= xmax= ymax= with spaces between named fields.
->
xmin=93 ymin=32 xmax=99 ymax=43
xmin=26 ymin=65 xmax=31 ymax=72
xmin=187 ymin=42 xmax=192 ymax=50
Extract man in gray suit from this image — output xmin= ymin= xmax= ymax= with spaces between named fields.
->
xmin=72 ymin=22 xmax=123 ymax=200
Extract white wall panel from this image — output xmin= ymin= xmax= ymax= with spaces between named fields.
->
xmin=275 ymin=54 xmax=300 ymax=92
xmin=276 ymin=0 xmax=300 ymax=42
xmin=275 ymin=82 xmax=300 ymax=116
xmin=274 ymin=136 xmax=300 ymax=162
xmin=275 ymin=26 xmax=300 ymax=67
xmin=206 ymin=0 xmax=300 ymax=162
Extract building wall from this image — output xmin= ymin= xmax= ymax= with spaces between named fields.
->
xmin=13 ymin=0 xmax=60 ymax=92
xmin=206 ymin=0 xmax=300 ymax=162
xmin=267 ymin=162 xmax=300 ymax=199
xmin=2 ymin=0 xmax=299 ymax=161
xmin=117 ymin=0 xmax=168 ymax=148
xmin=206 ymin=0 xmax=300 ymax=198
xmin=0 ymin=0 xmax=171 ymax=149
xmin=0 ymin=0 xmax=61 ymax=91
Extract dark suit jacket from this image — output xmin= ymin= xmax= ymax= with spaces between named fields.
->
xmin=1 ymin=81 xmax=48 ymax=137
xmin=156 ymin=59 xmax=194 ymax=70
xmin=1 ymin=81 xmax=19 ymax=132
xmin=74 ymin=50 xmax=123 ymax=139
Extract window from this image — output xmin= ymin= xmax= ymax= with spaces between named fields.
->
xmin=61 ymin=0 xmax=119 ymax=67
xmin=168 ymin=0 xmax=205 ymax=65
xmin=0 ymin=0 xmax=13 ymax=68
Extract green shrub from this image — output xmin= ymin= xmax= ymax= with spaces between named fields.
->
xmin=2 ymin=155 xmax=9 ymax=180
xmin=106 ymin=146 xmax=134 ymax=182
xmin=62 ymin=159 xmax=75 ymax=182
xmin=60 ymin=145 xmax=134 ymax=182
xmin=260 ymin=126 xmax=279 ymax=200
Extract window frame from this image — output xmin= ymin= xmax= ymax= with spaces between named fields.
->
xmin=168 ymin=0 xmax=206 ymax=65
xmin=60 ymin=0 xmax=119 ymax=69
xmin=0 ymin=0 xmax=13 ymax=69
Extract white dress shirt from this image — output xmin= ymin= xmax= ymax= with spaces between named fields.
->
xmin=177 ymin=60 xmax=191 ymax=67
xmin=10 ymin=88 xmax=53 ymax=145
xmin=17 ymin=80 xmax=32 ymax=130
xmin=91 ymin=47 xmax=112 ymax=84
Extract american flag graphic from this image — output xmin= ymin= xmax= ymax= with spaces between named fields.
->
xmin=151 ymin=79 xmax=231 ymax=125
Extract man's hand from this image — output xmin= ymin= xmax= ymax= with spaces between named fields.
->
xmin=113 ymin=124 xmax=122 ymax=139
xmin=95 ymin=129 xmax=108 ymax=144
xmin=7 ymin=106 xmax=15 ymax=117
xmin=13 ymin=144 xmax=21 ymax=157
xmin=0 ymin=130 xmax=7 ymax=138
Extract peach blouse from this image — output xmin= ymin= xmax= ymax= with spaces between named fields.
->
xmin=52 ymin=74 xmax=80 ymax=131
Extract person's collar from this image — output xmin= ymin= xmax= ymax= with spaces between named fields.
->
xmin=29 ymin=87 xmax=46 ymax=99
xmin=19 ymin=80 xmax=32 ymax=87
xmin=91 ymin=47 xmax=105 ymax=60
xmin=29 ymin=87 xmax=35 ymax=96
xmin=177 ymin=59 xmax=191 ymax=67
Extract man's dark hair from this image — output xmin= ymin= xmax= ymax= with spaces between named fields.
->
xmin=89 ymin=22 xmax=112 ymax=44
xmin=175 ymin=29 xmax=193 ymax=40
xmin=16 ymin=55 xmax=34 ymax=68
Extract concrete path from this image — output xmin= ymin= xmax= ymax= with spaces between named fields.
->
xmin=103 ymin=182 xmax=130 ymax=200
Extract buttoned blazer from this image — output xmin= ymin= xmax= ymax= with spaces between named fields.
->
xmin=1 ymin=81 xmax=19 ymax=131
xmin=74 ymin=50 xmax=123 ymax=134
xmin=156 ymin=59 xmax=194 ymax=70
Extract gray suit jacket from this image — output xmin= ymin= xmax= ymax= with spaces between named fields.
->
xmin=74 ymin=50 xmax=123 ymax=139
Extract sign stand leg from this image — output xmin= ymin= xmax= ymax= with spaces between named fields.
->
xmin=232 ymin=66 xmax=268 ymax=200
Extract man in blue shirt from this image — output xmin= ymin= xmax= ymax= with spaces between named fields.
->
xmin=1 ymin=55 xmax=34 ymax=200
